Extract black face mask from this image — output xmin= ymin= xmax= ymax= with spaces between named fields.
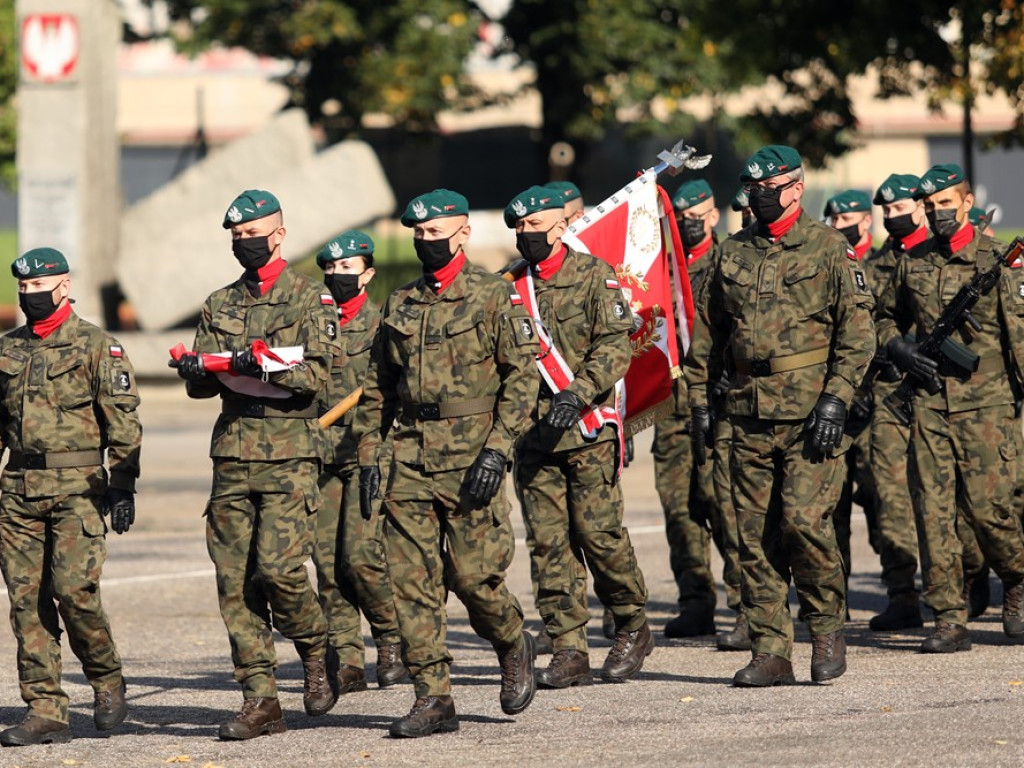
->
xmin=680 ymin=218 xmax=708 ymax=249
xmin=20 ymin=288 xmax=60 ymax=323
xmin=324 ymin=273 xmax=361 ymax=305
xmin=927 ymin=208 xmax=961 ymax=240
xmin=232 ymin=235 xmax=273 ymax=270
xmin=414 ymin=235 xmax=456 ymax=274
xmin=836 ymin=223 xmax=861 ymax=248
xmin=515 ymin=229 xmax=557 ymax=265
xmin=748 ymin=184 xmax=788 ymax=223
xmin=884 ymin=212 xmax=918 ymax=240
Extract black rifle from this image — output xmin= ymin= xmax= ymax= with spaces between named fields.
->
xmin=884 ymin=237 xmax=1024 ymax=426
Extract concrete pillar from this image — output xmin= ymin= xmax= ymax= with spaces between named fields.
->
xmin=16 ymin=0 xmax=120 ymax=326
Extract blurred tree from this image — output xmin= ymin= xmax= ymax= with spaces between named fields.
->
xmin=153 ymin=0 xmax=485 ymax=138
xmin=0 ymin=3 xmax=17 ymax=189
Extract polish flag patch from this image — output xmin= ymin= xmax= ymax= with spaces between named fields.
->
xmin=320 ymin=294 xmax=335 ymax=305
xmin=846 ymin=247 xmax=858 ymax=261
xmin=605 ymin=278 xmax=620 ymax=290
xmin=109 ymin=345 xmax=123 ymax=357
xmin=1009 ymin=254 xmax=1023 ymax=268
xmin=509 ymin=292 xmax=524 ymax=306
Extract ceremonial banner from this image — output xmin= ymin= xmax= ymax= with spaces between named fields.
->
xmin=563 ymin=170 xmax=694 ymax=435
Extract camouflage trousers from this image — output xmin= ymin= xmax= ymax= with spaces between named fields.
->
xmin=206 ymin=458 xmax=328 ymax=699
xmin=315 ymin=465 xmax=401 ymax=668
xmin=383 ymin=460 xmax=524 ymax=699
xmin=833 ymin=427 xmax=872 ymax=587
xmin=730 ymin=416 xmax=847 ymax=660
xmin=516 ymin=439 xmax=648 ymax=653
xmin=908 ymin=404 xmax=1024 ymax=626
xmin=0 ymin=493 xmax=121 ymax=724
xmin=711 ymin=416 xmax=744 ymax=614
xmin=651 ymin=414 xmax=741 ymax=613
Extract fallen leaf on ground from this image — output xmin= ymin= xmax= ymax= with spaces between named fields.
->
xmin=994 ymin=740 xmax=1007 ymax=746
xmin=61 ymin=761 xmax=80 ymax=766
xmin=880 ymin=706 xmax=892 ymax=712
xmin=679 ymin=696 xmax=694 ymax=703
xmin=555 ymin=706 xmax=581 ymax=712
xmin=166 ymin=757 xmax=192 ymax=764
xmin=360 ymin=753 xmax=371 ymax=758
xmin=1008 ymin=680 xmax=1021 ymax=686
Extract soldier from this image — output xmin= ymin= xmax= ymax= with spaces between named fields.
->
xmin=0 ymin=249 xmax=140 ymax=746
xmin=731 ymin=187 xmax=755 ymax=231
xmin=176 ymin=190 xmax=340 ymax=739
xmin=875 ymin=163 xmax=1024 ymax=652
xmin=653 ymin=179 xmax=745 ymax=647
xmin=313 ymin=231 xmax=407 ymax=694
xmin=507 ymin=185 xmax=653 ymax=688
xmin=687 ymin=146 xmax=876 ymax=686
xmin=354 ymin=189 xmax=539 ymax=738
xmin=969 ymin=207 xmax=996 ymax=237
xmin=547 ymin=180 xmax=586 ymax=225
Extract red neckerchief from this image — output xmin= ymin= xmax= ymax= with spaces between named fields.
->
xmin=899 ymin=226 xmax=929 ymax=252
xmin=30 ymin=302 xmax=72 ymax=340
xmin=766 ymin=207 xmax=802 ymax=240
xmin=853 ymin=237 xmax=871 ymax=260
xmin=534 ymin=244 xmax=567 ymax=280
xmin=946 ymin=223 xmax=975 ymax=255
xmin=430 ymin=251 xmax=466 ymax=293
xmin=338 ymin=291 xmax=368 ymax=328
xmin=254 ymin=258 xmax=287 ymax=295
xmin=686 ymin=237 xmax=713 ymax=265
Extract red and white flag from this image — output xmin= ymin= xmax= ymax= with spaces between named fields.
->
xmin=563 ymin=169 xmax=694 ymax=435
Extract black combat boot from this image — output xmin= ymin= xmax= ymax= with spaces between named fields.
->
xmin=219 ymin=698 xmax=286 ymax=740
xmin=664 ymin=605 xmax=716 ymax=639
xmin=920 ymin=620 xmax=971 ymax=653
xmin=810 ymin=630 xmax=847 ymax=682
xmin=498 ymin=633 xmax=536 ymax=715
xmin=303 ymin=653 xmax=339 ymax=716
xmin=733 ymin=653 xmax=796 ymax=687
xmin=1002 ymin=580 xmax=1024 ymax=638
xmin=389 ymin=696 xmax=458 ymax=738
xmin=964 ymin=572 xmax=991 ymax=619
xmin=869 ymin=596 xmax=923 ymax=631
xmin=0 ymin=715 xmax=72 ymax=747
xmin=536 ymin=649 xmax=593 ymax=688
xmin=717 ymin=613 xmax=752 ymax=651
xmin=94 ymin=679 xmax=128 ymax=731
xmin=376 ymin=643 xmax=409 ymax=688
xmin=336 ymin=664 xmax=369 ymax=695
xmin=601 ymin=621 xmax=654 ymax=682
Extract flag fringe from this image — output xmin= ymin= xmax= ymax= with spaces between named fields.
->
xmin=624 ymin=399 xmax=674 ymax=437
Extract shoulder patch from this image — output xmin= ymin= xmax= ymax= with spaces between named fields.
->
xmin=509 ymin=291 xmax=524 ymax=306
xmin=321 ymin=294 xmax=335 ymax=305
xmin=849 ymin=267 xmax=871 ymax=295
xmin=846 ymin=246 xmax=858 ymax=261
xmin=605 ymin=278 xmax=621 ymax=290
xmin=109 ymin=345 xmax=123 ymax=358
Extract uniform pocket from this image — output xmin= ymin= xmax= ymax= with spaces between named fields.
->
xmin=81 ymin=511 xmax=107 ymax=537
xmin=784 ymin=264 xmax=828 ymax=316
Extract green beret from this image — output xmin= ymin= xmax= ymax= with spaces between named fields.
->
xmin=222 ymin=189 xmax=281 ymax=228
xmin=915 ymin=164 xmax=966 ymax=199
xmin=546 ymin=181 xmax=582 ymax=203
xmin=824 ymin=190 xmax=872 ymax=218
xmin=317 ymin=230 xmax=375 ymax=269
xmin=400 ymin=189 xmax=470 ymax=227
xmin=731 ymin=187 xmax=750 ymax=211
xmin=873 ymin=173 xmax=920 ymax=205
xmin=672 ymin=179 xmax=714 ymax=212
xmin=12 ymin=247 xmax=70 ymax=279
xmin=503 ymin=185 xmax=565 ymax=228
xmin=740 ymin=145 xmax=802 ymax=183
xmin=968 ymin=207 xmax=990 ymax=228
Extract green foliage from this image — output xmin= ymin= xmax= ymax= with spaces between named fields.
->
xmin=156 ymin=0 xmax=483 ymax=138
xmin=0 ymin=229 xmax=18 ymax=306
xmin=0 ymin=4 xmax=17 ymax=190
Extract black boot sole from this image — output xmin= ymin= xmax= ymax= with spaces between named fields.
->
xmin=920 ymin=639 xmax=972 ymax=653
xmin=218 ymin=718 xmax=287 ymax=741
xmin=733 ymin=673 xmax=797 ymax=687
xmin=536 ymin=673 xmax=593 ymax=689
xmin=389 ymin=718 xmax=459 ymax=738
xmin=1 ymin=729 xmax=73 ymax=747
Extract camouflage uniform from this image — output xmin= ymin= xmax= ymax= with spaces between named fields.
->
xmin=515 ymin=247 xmax=649 ymax=652
xmin=686 ymin=211 xmax=876 ymax=660
xmin=316 ymin=297 xmax=401 ymax=667
xmin=0 ymin=312 xmax=141 ymax=724
xmin=187 ymin=266 xmax=338 ymax=699
xmin=354 ymin=260 xmax=539 ymax=699
xmin=652 ymin=242 xmax=742 ymax=619
xmin=875 ymin=231 xmax=1024 ymax=627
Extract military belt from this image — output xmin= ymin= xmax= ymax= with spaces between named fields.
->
xmin=734 ymin=347 xmax=830 ymax=378
xmin=222 ymin=400 xmax=319 ymax=419
xmin=401 ymin=397 xmax=497 ymax=421
xmin=7 ymin=449 xmax=103 ymax=470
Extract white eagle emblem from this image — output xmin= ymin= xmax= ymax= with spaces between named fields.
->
xmin=920 ymin=179 xmax=935 ymax=194
xmin=881 ymin=186 xmax=895 ymax=202
xmin=512 ymin=199 xmax=528 ymax=217
xmin=227 ymin=205 xmax=243 ymax=223
xmin=747 ymin=162 xmax=763 ymax=180
xmin=14 ymin=258 xmax=29 ymax=275
xmin=412 ymin=200 xmax=428 ymax=220
xmin=328 ymin=241 xmax=343 ymax=258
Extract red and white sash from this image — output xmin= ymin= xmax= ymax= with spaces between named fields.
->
xmin=514 ymin=271 xmax=625 ymax=472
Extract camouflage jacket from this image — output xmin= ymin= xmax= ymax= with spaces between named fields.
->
xmin=0 ymin=312 xmax=142 ymax=497
xmin=875 ymin=230 xmax=1024 ymax=413
xmin=518 ymin=247 xmax=634 ymax=453
xmin=321 ymin=298 xmax=381 ymax=469
xmin=685 ymin=211 xmax=876 ymax=420
xmin=186 ymin=265 xmax=339 ymax=460
xmin=670 ymin=241 xmax=719 ymax=418
xmin=355 ymin=260 xmax=540 ymax=472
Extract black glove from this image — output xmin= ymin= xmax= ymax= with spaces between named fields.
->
xmin=690 ymin=405 xmax=711 ymax=467
xmin=359 ymin=466 xmax=381 ymax=521
xmin=545 ymin=389 xmax=585 ymax=431
xmin=622 ymin=436 xmax=635 ymax=468
xmin=465 ymin=448 xmax=507 ymax=503
xmin=231 ymin=348 xmax=262 ymax=377
xmin=103 ymin=487 xmax=135 ymax=535
xmin=806 ymin=393 xmax=847 ymax=460
xmin=176 ymin=353 xmax=206 ymax=383
xmin=887 ymin=337 xmax=939 ymax=380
